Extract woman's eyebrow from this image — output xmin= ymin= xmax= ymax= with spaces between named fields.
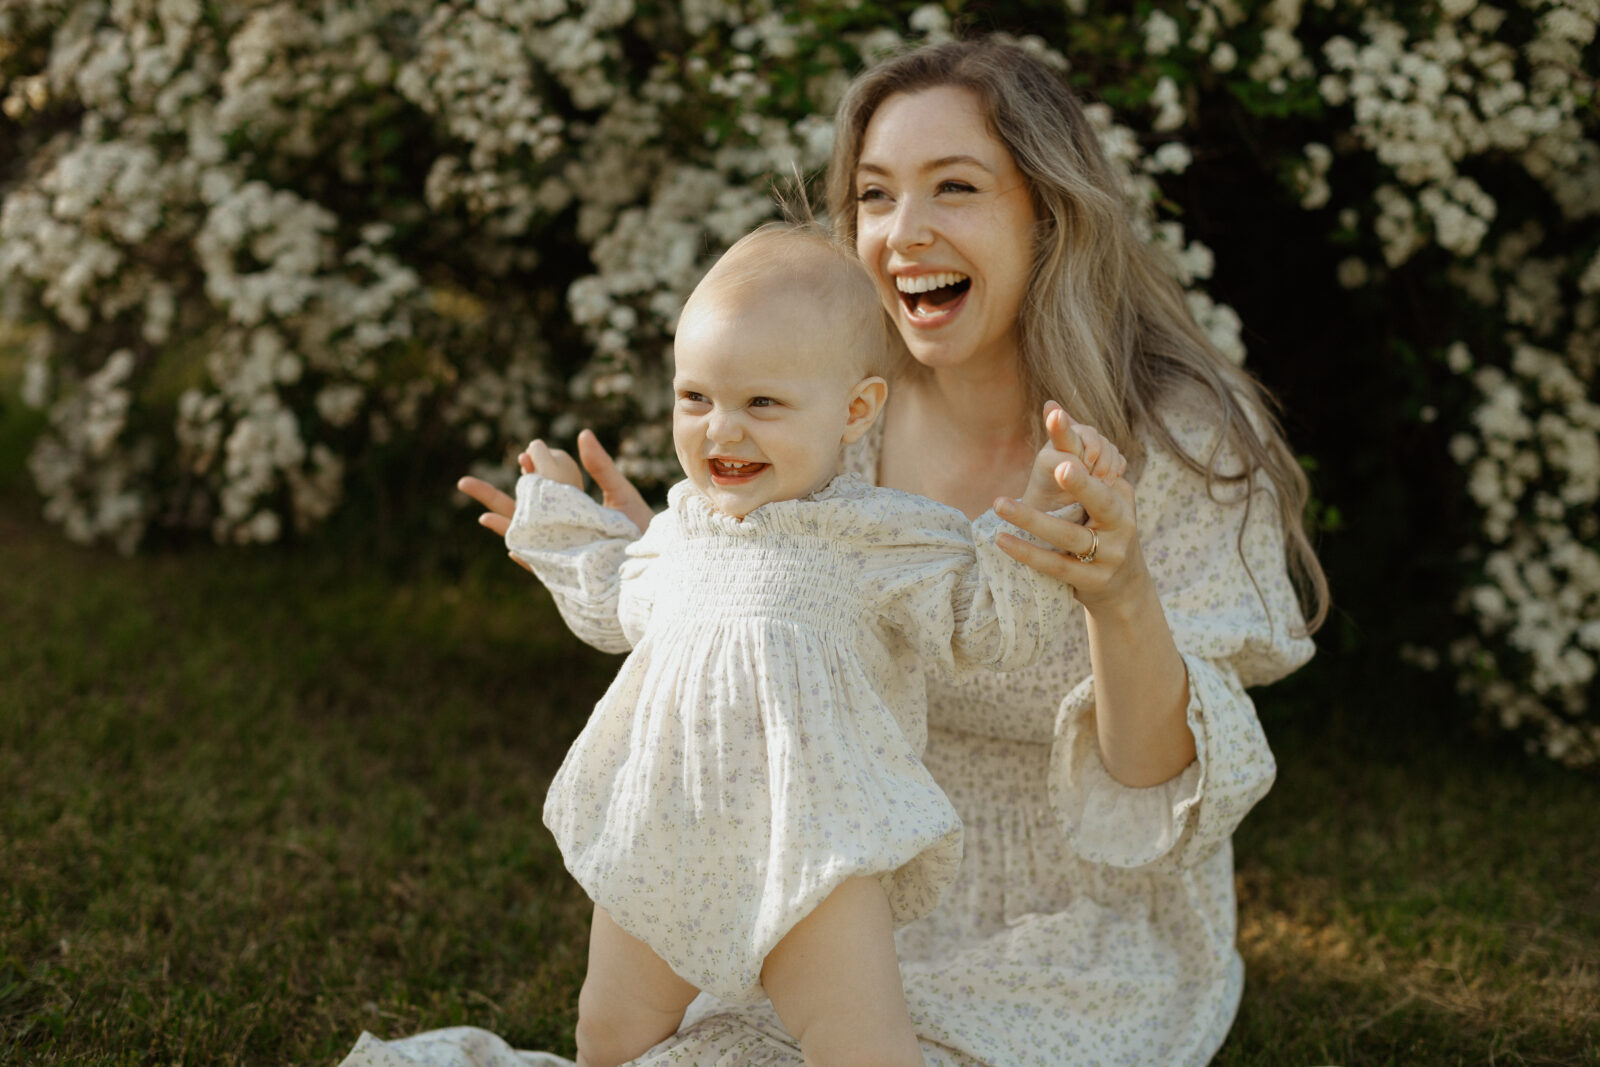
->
xmin=857 ymin=154 xmax=994 ymax=176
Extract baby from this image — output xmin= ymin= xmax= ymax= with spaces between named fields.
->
xmin=506 ymin=223 xmax=1122 ymax=1067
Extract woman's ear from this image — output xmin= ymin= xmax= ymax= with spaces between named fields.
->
xmin=841 ymin=376 xmax=888 ymax=444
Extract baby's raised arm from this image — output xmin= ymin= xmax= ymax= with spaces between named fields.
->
xmin=504 ymin=439 xmax=658 ymax=655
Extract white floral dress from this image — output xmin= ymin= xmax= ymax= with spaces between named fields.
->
xmin=341 ymin=406 xmax=1314 ymax=1067
xmin=503 ymin=471 xmax=1073 ymax=1003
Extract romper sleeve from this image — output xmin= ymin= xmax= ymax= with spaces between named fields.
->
xmin=503 ymin=473 xmax=657 ymax=654
xmin=1047 ymin=407 xmax=1316 ymax=872
xmin=864 ymin=494 xmax=1081 ymax=680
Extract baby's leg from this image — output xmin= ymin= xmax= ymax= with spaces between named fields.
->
xmin=575 ymin=904 xmax=699 ymax=1067
xmin=761 ymin=877 xmax=925 ymax=1067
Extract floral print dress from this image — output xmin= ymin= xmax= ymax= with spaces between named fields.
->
xmin=341 ymin=405 xmax=1314 ymax=1067
xmin=497 ymin=471 xmax=1072 ymax=1004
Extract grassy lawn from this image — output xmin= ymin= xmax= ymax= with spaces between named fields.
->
xmin=1 ymin=478 xmax=1597 ymax=1064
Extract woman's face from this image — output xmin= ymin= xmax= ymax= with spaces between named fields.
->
xmin=854 ymin=85 xmax=1037 ymax=376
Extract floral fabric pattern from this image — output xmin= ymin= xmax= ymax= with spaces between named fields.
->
xmin=341 ymin=403 xmax=1313 ymax=1066
xmin=504 ymin=472 xmax=1075 ymax=1004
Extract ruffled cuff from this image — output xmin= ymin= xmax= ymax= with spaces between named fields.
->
xmin=1045 ymin=668 xmax=1202 ymax=870
xmin=507 ymin=473 xmax=641 ymax=548
xmin=1047 ymin=647 xmax=1282 ymax=871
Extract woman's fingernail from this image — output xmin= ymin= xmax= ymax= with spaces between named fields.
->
xmin=995 ymin=497 xmax=1013 ymax=516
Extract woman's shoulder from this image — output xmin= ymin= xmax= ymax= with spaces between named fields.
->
xmin=1138 ymin=385 xmax=1276 ymax=492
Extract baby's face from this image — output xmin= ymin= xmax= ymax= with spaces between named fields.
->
xmin=672 ymin=293 xmax=872 ymax=519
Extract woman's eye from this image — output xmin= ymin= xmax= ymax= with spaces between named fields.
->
xmin=938 ymin=180 xmax=977 ymax=194
xmin=855 ymin=187 xmax=889 ymax=204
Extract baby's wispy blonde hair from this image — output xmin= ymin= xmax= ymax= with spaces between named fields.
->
xmin=683 ymin=221 xmax=896 ymax=381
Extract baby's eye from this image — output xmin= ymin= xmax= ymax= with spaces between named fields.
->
xmin=749 ymin=396 xmax=777 ymax=408
xmin=679 ymin=391 xmax=709 ymax=405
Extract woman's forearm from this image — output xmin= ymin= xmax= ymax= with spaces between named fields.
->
xmin=1084 ymin=573 xmax=1195 ymax=788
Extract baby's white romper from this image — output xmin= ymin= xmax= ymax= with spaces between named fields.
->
xmin=506 ymin=472 xmax=1076 ymax=1003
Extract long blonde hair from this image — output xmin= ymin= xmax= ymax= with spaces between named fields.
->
xmin=825 ymin=38 xmax=1328 ymax=633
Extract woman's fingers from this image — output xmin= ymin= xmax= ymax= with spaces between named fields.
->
xmin=996 ymin=460 xmax=1139 ymax=606
xmin=995 ymin=497 xmax=1103 ymax=566
xmin=577 ymin=429 xmax=653 ymax=533
xmin=1053 ymin=455 xmax=1133 ymax=526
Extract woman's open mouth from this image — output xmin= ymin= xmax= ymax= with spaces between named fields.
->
xmin=896 ymin=271 xmax=971 ymax=321
xmin=709 ymin=458 xmax=768 ymax=483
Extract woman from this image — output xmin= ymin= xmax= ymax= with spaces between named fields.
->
xmin=345 ymin=36 xmax=1326 ymax=1067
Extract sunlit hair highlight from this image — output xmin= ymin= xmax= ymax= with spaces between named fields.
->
xmin=825 ymin=37 xmax=1328 ymax=633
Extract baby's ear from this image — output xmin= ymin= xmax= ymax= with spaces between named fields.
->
xmin=842 ymin=376 xmax=888 ymax=444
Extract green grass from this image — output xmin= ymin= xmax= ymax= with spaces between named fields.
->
xmin=0 ymin=497 xmax=609 ymax=1064
xmin=1 ymin=480 xmax=1596 ymax=1065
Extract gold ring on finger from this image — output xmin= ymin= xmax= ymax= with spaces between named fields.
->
xmin=1072 ymin=527 xmax=1098 ymax=564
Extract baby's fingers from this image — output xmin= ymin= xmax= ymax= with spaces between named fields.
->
xmin=1075 ymin=425 xmax=1127 ymax=482
xmin=1045 ymin=402 xmax=1127 ymax=484
xmin=526 ymin=439 xmax=585 ymax=488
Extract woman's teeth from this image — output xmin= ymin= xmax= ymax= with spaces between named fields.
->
xmin=896 ymin=271 xmax=969 ymax=294
xmin=895 ymin=272 xmax=972 ymax=316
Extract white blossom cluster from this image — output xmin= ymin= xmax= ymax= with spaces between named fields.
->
xmin=1293 ymin=0 xmax=1599 ymax=764
xmin=1124 ymin=0 xmax=1598 ymax=762
xmin=0 ymin=0 xmax=1249 ymax=549
xmin=1439 ymin=222 xmax=1600 ymax=766
xmin=4 ymin=0 xmax=1596 ymax=761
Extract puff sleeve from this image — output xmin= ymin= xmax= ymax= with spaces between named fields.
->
xmin=1047 ymin=410 xmax=1315 ymax=872
xmin=503 ymin=473 xmax=659 ymax=654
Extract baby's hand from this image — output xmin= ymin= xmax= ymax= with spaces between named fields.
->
xmin=1019 ymin=402 xmax=1127 ymax=512
xmin=519 ymin=439 xmax=585 ymax=489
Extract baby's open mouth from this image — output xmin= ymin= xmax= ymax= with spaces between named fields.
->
xmin=710 ymin=459 xmax=767 ymax=479
xmin=896 ymin=271 xmax=971 ymax=317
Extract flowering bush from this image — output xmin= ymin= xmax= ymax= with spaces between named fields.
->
xmin=1 ymin=0 xmax=1596 ymax=765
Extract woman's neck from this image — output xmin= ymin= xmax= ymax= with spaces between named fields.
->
xmin=904 ymin=362 xmax=1033 ymax=451
xmin=880 ymin=364 xmax=1037 ymax=517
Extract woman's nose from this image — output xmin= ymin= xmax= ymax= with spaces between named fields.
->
xmin=886 ymin=197 xmax=933 ymax=253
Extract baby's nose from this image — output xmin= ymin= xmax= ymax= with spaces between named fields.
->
xmin=707 ymin=409 xmax=744 ymax=444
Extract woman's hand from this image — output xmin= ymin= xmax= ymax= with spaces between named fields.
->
xmin=995 ymin=413 xmax=1196 ymax=787
xmin=993 ymin=408 xmax=1146 ymax=614
xmin=1018 ymin=402 xmax=1127 ymax=514
xmin=998 ymin=471 xmax=1144 ymax=613
xmin=456 ymin=429 xmax=653 ymax=572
